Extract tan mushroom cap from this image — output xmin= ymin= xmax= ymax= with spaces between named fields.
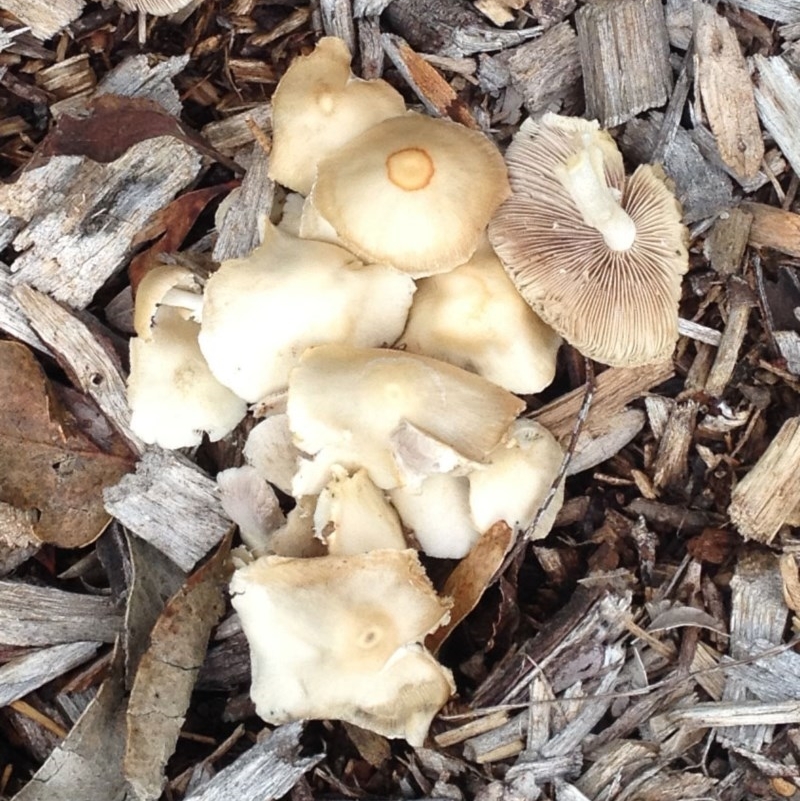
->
xmin=310 ymin=112 xmax=511 ymax=275
xmin=268 ymin=37 xmax=406 ymax=195
xmin=488 ymin=113 xmax=688 ymax=367
xmin=398 ymin=238 xmax=561 ymax=393
xmin=287 ymin=344 xmax=525 ymax=492
xmin=230 ymin=549 xmax=453 ymax=744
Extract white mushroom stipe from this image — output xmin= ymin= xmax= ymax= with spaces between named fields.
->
xmin=555 ymin=144 xmax=637 ymax=252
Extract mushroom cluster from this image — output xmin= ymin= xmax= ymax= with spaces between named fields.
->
xmin=126 ymin=36 xmax=688 ymax=745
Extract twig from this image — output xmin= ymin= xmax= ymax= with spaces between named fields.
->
xmin=751 ymin=252 xmax=780 ymax=360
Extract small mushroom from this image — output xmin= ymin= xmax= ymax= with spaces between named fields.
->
xmin=307 ymin=112 xmax=511 ymax=276
xmin=398 ymin=239 xmax=561 ymax=393
xmin=243 ymin=413 xmax=300 ymax=497
xmin=489 ymin=113 xmax=688 ymax=367
xmin=268 ymin=37 xmax=406 ymax=195
xmin=468 ymin=419 xmax=564 ymax=538
xmin=287 ymin=344 xmax=525 ymax=493
xmin=230 ymin=549 xmax=454 ymax=744
xmin=198 ymin=221 xmax=416 ymax=403
xmin=128 ymin=265 xmax=246 ymax=449
xmin=314 ymin=467 xmax=407 ymax=555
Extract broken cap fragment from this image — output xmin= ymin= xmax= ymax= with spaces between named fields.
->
xmin=268 ymin=36 xmax=406 ymax=195
xmin=230 ymin=549 xmax=453 ymax=744
xmin=287 ymin=343 xmax=525 ymax=493
xmin=309 ymin=112 xmax=511 ymax=275
xmin=488 ymin=113 xmax=688 ymax=367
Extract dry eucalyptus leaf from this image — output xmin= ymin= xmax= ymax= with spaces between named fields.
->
xmin=124 ymin=536 xmax=230 ymax=801
xmin=0 ymin=342 xmax=134 ymax=549
xmin=426 ymin=521 xmax=514 ymax=654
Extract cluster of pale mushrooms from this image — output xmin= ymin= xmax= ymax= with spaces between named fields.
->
xmin=127 ymin=37 xmax=689 ymax=745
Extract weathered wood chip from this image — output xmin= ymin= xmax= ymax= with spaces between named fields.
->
xmin=0 ymin=135 xmax=202 ymax=309
xmin=12 ymin=649 xmax=128 ymax=801
xmin=723 ymin=0 xmax=800 ymax=24
xmin=124 ymin=538 xmax=229 ymax=801
xmin=694 ymin=3 xmax=763 ymax=179
xmin=743 ymin=201 xmax=800 ymax=258
xmin=182 ymin=722 xmax=324 ymax=801
xmin=0 ymin=642 xmax=99 ymax=708
xmin=103 ymin=448 xmax=233 ymax=571
xmin=0 ymin=0 xmax=85 ymax=40
xmin=751 ymin=55 xmax=800 ymax=179
xmin=0 ymin=581 xmax=121 ymax=646
xmin=0 ymin=264 xmax=48 ymax=353
xmin=0 ymin=500 xmax=39 ymax=577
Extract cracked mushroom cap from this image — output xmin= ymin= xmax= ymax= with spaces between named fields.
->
xmin=268 ymin=37 xmax=406 ymax=195
xmin=287 ymin=344 xmax=525 ymax=493
xmin=398 ymin=238 xmax=561 ymax=393
xmin=488 ymin=113 xmax=688 ymax=367
xmin=230 ymin=549 xmax=454 ymax=744
xmin=197 ymin=222 xmax=416 ymax=403
xmin=308 ymin=112 xmax=511 ymax=275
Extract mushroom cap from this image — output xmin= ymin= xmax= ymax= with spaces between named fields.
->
xmin=309 ymin=112 xmax=511 ymax=275
xmin=468 ymin=419 xmax=564 ymax=537
xmin=133 ymin=264 xmax=202 ymax=340
xmin=399 ymin=239 xmax=561 ymax=393
xmin=488 ymin=113 xmax=688 ymax=367
xmin=243 ymin=413 xmax=299 ymax=497
xmin=128 ymin=309 xmax=246 ymax=449
xmin=230 ymin=549 xmax=453 ymax=743
xmin=268 ymin=37 xmax=406 ymax=195
xmin=287 ymin=344 xmax=525 ymax=492
xmin=390 ymin=473 xmax=480 ymax=559
xmin=314 ymin=467 xmax=407 ymax=555
xmin=198 ymin=222 xmax=416 ymax=403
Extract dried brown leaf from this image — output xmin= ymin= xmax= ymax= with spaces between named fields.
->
xmin=0 ymin=342 xmax=133 ymax=548
xmin=426 ymin=521 xmax=514 ymax=654
xmin=124 ymin=535 xmax=230 ymax=801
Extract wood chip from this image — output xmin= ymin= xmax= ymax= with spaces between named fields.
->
xmin=729 ymin=417 xmax=800 ymax=543
xmin=743 ymin=201 xmax=800 ymax=258
xmin=0 ymin=0 xmax=85 ymax=39
xmin=12 ymin=649 xmax=128 ymax=801
xmin=751 ymin=55 xmax=800 ymax=179
xmin=182 ymin=722 xmax=323 ymax=801
xmin=0 ymin=581 xmax=121 ymax=646
xmin=694 ymin=3 xmax=763 ymax=179
xmin=0 ymin=642 xmax=99 ymax=708
xmin=0 ymin=137 xmax=202 ymax=309
xmin=704 ymin=207 xmax=753 ymax=275
xmin=103 ymin=448 xmax=233 ymax=571
xmin=532 ymin=361 xmax=673 ymax=443
xmin=576 ymin=0 xmax=672 ymax=127
xmin=13 ymin=283 xmax=142 ymax=453
xmin=0 ymin=264 xmax=48 ymax=353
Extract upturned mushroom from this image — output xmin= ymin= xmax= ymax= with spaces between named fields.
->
xmin=127 ymin=265 xmax=246 ymax=449
xmin=197 ymin=221 xmax=416 ymax=403
xmin=268 ymin=37 xmax=406 ymax=195
xmin=489 ymin=113 xmax=688 ymax=367
xmin=287 ymin=343 xmax=525 ymax=494
xmin=230 ymin=549 xmax=454 ymax=745
xmin=306 ymin=112 xmax=511 ymax=276
xmin=398 ymin=239 xmax=561 ymax=393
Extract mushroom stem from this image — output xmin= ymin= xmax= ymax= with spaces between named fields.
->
xmin=160 ymin=287 xmax=204 ymax=322
xmin=555 ymin=143 xmax=636 ymax=252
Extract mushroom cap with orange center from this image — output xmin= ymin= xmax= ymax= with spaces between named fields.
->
xmin=309 ymin=112 xmax=511 ymax=276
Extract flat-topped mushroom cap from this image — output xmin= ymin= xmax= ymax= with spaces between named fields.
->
xmin=268 ymin=37 xmax=406 ymax=195
xmin=309 ymin=112 xmax=511 ymax=275
xmin=128 ymin=308 xmax=246 ymax=449
xmin=198 ymin=222 xmax=416 ymax=403
xmin=489 ymin=113 xmax=688 ymax=367
xmin=287 ymin=344 xmax=525 ymax=492
xmin=230 ymin=549 xmax=453 ymax=743
xmin=399 ymin=239 xmax=561 ymax=393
